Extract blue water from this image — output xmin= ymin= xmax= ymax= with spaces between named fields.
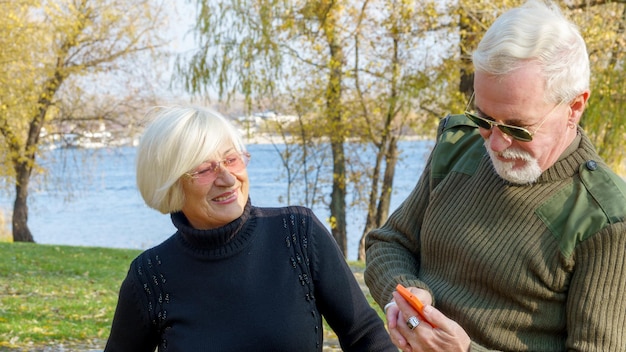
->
xmin=0 ymin=141 xmax=433 ymax=260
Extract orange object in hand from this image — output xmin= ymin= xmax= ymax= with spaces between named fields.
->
xmin=396 ymin=284 xmax=437 ymax=328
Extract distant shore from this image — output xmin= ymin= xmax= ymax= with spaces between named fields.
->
xmin=241 ymin=133 xmax=431 ymax=145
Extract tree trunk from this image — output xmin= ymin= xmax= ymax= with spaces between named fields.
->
xmin=376 ymin=136 xmax=399 ymax=226
xmin=330 ymin=140 xmax=347 ymax=257
xmin=358 ymin=141 xmax=385 ymax=261
xmin=358 ymin=34 xmax=402 ymax=261
xmin=325 ymin=9 xmax=348 ymax=257
xmin=10 ymin=72 xmax=60 ymax=243
xmin=12 ymin=166 xmax=34 ymax=242
xmin=327 ymin=50 xmax=346 ymax=257
xmin=459 ymin=10 xmax=477 ymax=97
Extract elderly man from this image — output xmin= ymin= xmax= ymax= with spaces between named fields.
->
xmin=364 ymin=0 xmax=626 ymax=351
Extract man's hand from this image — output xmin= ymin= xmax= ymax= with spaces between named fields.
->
xmin=385 ymin=287 xmax=471 ymax=352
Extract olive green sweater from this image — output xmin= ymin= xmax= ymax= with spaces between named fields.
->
xmin=365 ymin=117 xmax=626 ymax=351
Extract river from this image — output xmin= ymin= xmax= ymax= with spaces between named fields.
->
xmin=0 ymin=140 xmax=433 ymax=260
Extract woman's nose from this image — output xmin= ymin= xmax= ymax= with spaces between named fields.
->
xmin=212 ymin=166 xmax=236 ymax=186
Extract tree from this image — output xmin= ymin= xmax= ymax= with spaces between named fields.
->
xmin=568 ymin=0 xmax=626 ymax=173
xmin=0 ymin=0 xmax=168 ymax=242
xmin=453 ymin=0 xmax=626 ymax=172
xmin=180 ymin=0 xmax=357 ymax=256
xmin=353 ymin=0 xmax=455 ymax=260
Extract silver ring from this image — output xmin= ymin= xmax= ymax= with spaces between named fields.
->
xmin=384 ymin=301 xmax=397 ymax=313
xmin=406 ymin=316 xmax=420 ymax=330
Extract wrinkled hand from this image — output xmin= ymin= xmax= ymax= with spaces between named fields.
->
xmin=385 ymin=287 xmax=470 ymax=352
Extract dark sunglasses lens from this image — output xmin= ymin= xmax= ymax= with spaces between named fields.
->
xmin=465 ymin=112 xmax=492 ymax=130
xmin=465 ymin=112 xmax=534 ymax=142
xmin=499 ymin=126 xmax=532 ymax=142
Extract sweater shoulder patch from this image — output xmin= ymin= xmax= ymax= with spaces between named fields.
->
xmin=431 ymin=114 xmax=485 ymax=184
xmin=579 ymin=161 xmax=626 ymax=223
xmin=536 ymin=161 xmax=626 ymax=257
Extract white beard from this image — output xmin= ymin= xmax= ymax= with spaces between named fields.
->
xmin=484 ymin=139 xmax=542 ymax=185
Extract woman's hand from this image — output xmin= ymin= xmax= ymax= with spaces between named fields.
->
xmin=385 ymin=287 xmax=471 ymax=352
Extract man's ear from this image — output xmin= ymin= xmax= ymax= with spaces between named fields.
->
xmin=569 ymin=90 xmax=590 ymax=125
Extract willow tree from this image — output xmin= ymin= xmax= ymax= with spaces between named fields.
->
xmin=180 ymin=0 xmax=357 ymax=256
xmin=0 ymin=0 xmax=167 ymax=242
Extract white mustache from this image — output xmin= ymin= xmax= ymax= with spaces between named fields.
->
xmin=498 ymin=148 xmax=533 ymax=162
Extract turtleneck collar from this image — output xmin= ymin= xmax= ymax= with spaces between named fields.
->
xmin=170 ymin=198 xmax=255 ymax=258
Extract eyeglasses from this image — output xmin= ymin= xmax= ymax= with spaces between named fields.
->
xmin=185 ymin=152 xmax=251 ymax=184
xmin=464 ymin=92 xmax=563 ymax=142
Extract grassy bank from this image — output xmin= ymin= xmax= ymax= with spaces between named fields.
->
xmin=0 ymin=243 xmax=141 ymax=350
xmin=0 ymin=242 xmax=382 ymax=351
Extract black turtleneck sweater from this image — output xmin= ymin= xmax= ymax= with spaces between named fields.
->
xmin=105 ymin=200 xmax=395 ymax=352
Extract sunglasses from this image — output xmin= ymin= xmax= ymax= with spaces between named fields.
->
xmin=185 ymin=152 xmax=251 ymax=184
xmin=464 ymin=92 xmax=563 ymax=142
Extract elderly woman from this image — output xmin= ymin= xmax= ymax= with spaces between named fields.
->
xmin=104 ymin=106 xmax=395 ymax=352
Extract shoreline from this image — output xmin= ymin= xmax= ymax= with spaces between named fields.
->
xmin=241 ymin=133 xmax=432 ymax=145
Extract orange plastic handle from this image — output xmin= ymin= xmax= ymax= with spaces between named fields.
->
xmin=396 ymin=284 xmax=437 ymax=328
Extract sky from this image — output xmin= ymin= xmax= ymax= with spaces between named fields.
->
xmin=155 ymin=1 xmax=200 ymax=101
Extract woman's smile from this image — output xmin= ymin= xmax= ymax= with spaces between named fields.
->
xmin=211 ymin=189 xmax=238 ymax=203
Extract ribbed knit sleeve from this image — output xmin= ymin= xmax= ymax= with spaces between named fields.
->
xmin=567 ymin=222 xmax=626 ymax=350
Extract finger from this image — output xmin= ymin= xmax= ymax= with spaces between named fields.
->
xmin=386 ymin=302 xmax=400 ymax=329
xmin=393 ymin=308 xmax=423 ymax=351
xmin=389 ymin=327 xmax=409 ymax=350
xmin=392 ymin=291 xmax=419 ymax=318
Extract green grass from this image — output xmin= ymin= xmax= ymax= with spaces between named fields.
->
xmin=0 ymin=242 xmax=384 ymax=351
xmin=0 ymin=242 xmax=140 ymax=350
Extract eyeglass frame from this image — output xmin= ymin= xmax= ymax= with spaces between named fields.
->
xmin=464 ymin=92 xmax=565 ymax=142
xmin=184 ymin=151 xmax=251 ymax=184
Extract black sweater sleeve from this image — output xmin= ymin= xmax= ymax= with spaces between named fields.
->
xmin=305 ymin=208 xmax=396 ymax=352
xmin=104 ymin=262 xmax=159 ymax=352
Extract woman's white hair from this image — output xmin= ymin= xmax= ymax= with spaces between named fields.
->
xmin=136 ymin=105 xmax=246 ymax=213
xmin=472 ymin=0 xmax=590 ymax=103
